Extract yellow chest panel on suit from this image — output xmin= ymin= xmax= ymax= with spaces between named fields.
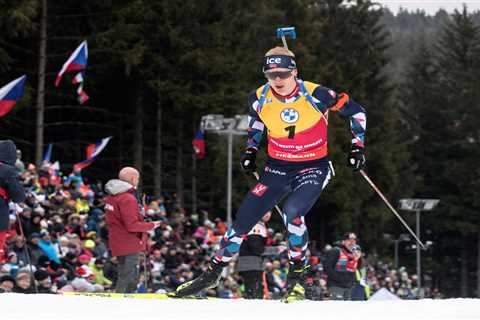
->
xmin=255 ymin=81 xmax=326 ymax=138
xmin=254 ymin=81 xmax=329 ymax=162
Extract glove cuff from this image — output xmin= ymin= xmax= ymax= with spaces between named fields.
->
xmin=351 ymin=145 xmax=364 ymax=152
xmin=245 ymin=147 xmax=257 ymax=155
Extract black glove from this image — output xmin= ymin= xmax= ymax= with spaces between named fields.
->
xmin=240 ymin=148 xmax=257 ymax=172
xmin=347 ymin=146 xmax=365 ymax=171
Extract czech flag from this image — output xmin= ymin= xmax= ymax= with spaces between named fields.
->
xmin=192 ymin=129 xmax=205 ymax=159
xmin=73 ymin=136 xmax=112 ymax=170
xmin=0 ymin=75 xmax=27 ymax=117
xmin=55 ymin=40 xmax=89 ymax=104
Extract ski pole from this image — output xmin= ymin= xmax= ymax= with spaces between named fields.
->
xmin=359 ymin=169 xmax=426 ymax=250
xmin=252 ymin=171 xmax=285 ymax=220
xmin=15 ymin=209 xmax=38 ymax=293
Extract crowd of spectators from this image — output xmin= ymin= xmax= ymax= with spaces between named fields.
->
xmin=0 ymin=156 xmax=442 ymax=299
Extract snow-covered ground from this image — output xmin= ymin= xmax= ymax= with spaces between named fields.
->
xmin=1 ymin=294 xmax=480 ymax=320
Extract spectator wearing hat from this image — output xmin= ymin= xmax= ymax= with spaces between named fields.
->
xmin=34 ymin=269 xmax=54 ymax=294
xmin=92 ymin=233 xmax=108 ymax=258
xmin=3 ymin=251 xmax=20 ymax=277
xmin=37 ymin=230 xmax=60 ymax=264
xmin=68 ymin=265 xmax=104 ymax=292
xmin=57 ymin=236 xmax=70 ymax=258
xmin=89 ymin=258 xmax=112 ymax=288
xmin=236 ymin=211 xmax=270 ymax=299
xmin=27 ymin=232 xmax=44 ymax=265
xmin=104 ymin=167 xmax=160 ymax=293
xmin=10 ymin=236 xmax=28 ymax=266
xmin=80 ymin=239 xmax=96 ymax=258
xmin=23 ymin=211 xmax=43 ymax=238
xmin=0 ymin=140 xmax=26 ymax=263
xmin=324 ymin=232 xmax=362 ymax=300
xmin=66 ymin=214 xmax=83 ymax=238
xmin=15 ymin=149 xmax=25 ymax=173
xmin=0 ymin=274 xmax=15 ymax=293
xmin=60 ymin=252 xmax=78 ymax=281
xmin=78 ymin=254 xmax=91 ymax=266
xmin=13 ymin=270 xmax=34 ymax=294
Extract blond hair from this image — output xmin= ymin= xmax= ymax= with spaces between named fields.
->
xmin=265 ymin=46 xmax=295 ymax=58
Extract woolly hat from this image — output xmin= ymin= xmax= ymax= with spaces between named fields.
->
xmin=15 ymin=271 xmax=31 ymax=280
xmin=34 ymin=269 xmax=50 ymax=282
xmin=78 ymin=254 xmax=90 ymax=263
xmin=0 ymin=275 xmax=15 ymax=284
xmin=30 ymin=232 xmax=41 ymax=240
xmin=83 ymin=239 xmax=96 ymax=249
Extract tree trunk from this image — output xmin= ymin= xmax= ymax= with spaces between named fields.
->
xmin=460 ymin=235 xmax=468 ymax=297
xmin=133 ymin=88 xmax=143 ymax=180
xmin=175 ymin=119 xmax=184 ymax=208
xmin=477 ymin=231 xmax=480 ymax=297
xmin=35 ymin=0 xmax=47 ymax=168
xmin=154 ymin=96 xmax=162 ymax=198
xmin=117 ymin=118 xmax=124 ymax=169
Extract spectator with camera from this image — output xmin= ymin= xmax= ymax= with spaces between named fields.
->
xmin=324 ymin=232 xmax=362 ymax=300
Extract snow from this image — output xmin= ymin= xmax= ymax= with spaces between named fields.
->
xmin=1 ymin=294 xmax=480 ymax=320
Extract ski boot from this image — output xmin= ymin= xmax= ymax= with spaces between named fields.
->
xmin=173 ymin=261 xmax=225 ymax=298
xmin=283 ymin=262 xmax=311 ymax=303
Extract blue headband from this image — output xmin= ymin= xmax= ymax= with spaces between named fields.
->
xmin=263 ymin=55 xmax=296 ymax=72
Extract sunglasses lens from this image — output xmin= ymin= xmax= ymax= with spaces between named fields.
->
xmin=266 ymin=71 xmax=291 ymax=80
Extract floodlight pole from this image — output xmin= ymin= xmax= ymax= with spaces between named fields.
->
xmin=227 ymin=131 xmax=233 ymax=227
xmin=399 ymin=198 xmax=439 ymax=297
xmin=201 ymin=114 xmax=247 ymax=228
xmin=394 ymin=238 xmax=400 ymax=269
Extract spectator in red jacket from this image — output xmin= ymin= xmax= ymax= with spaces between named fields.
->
xmin=0 ymin=140 xmax=26 ymax=263
xmin=104 ymin=167 xmax=160 ymax=293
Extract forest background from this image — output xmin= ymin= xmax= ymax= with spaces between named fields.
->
xmin=1 ymin=0 xmax=479 ymax=297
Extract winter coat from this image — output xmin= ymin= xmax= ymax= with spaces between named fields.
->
xmin=88 ymin=262 xmax=112 ymax=286
xmin=38 ymin=239 xmax=61 ymax=264
xmin=323 ymin=245 xmax=358 ymax=289
xmin=104 ymin=179 xmax=154 ymax=257
xmin=69 ymin=277 xmax=104 ymax=292
xmin=0 ymin=141 xmax=26 ymax=231
xmin=237 ymin=235 xmax=265 ymax=272
xmin=37 ymin=284 xmax=55 ymax=294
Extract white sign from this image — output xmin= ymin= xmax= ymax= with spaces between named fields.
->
xmin=399 ymin=199 xmax=439 ymax=211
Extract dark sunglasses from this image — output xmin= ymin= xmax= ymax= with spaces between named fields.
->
xmin=265 ymin=71 xmax=292 ymax=80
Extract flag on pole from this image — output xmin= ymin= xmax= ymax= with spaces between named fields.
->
xmin=43 ymin=143 xmax=53 ymax=164
xmin=73 ymin=136 xmax=112 ymax=170
xmin=0 ymin=75 xmax=27 ymax=117
xmin=55 ymin=40 xmax=89 ymax=104
xmin=192 ymin=129 xmax=205 ymax=159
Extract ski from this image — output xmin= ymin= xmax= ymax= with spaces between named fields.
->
xmin=61 ymin=291 xmax=215 ymax=300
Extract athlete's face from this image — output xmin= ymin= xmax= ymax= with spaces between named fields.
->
xmin=265 ymin=68 xmax=297 ymax=96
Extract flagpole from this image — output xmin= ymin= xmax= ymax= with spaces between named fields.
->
xmin=192 ymin=151 xmax=197 ymax=216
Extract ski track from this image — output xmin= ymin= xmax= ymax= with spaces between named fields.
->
xmin=1 ymin=294 xmax=480 ymax=320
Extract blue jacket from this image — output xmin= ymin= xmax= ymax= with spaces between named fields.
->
xmin=38 ymin=239 xmax=61 ymax=264
xmin=0 ymin=140 xmax=26 ymax=231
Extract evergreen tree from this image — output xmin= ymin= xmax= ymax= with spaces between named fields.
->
xmin=304 ymin=0 xmax=414 ymax=252
xmin=428 ymin=7 xmax=480 ymax=296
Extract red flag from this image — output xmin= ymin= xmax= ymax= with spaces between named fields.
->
xmin=192 ymin=129 xmax=205 ymax=159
